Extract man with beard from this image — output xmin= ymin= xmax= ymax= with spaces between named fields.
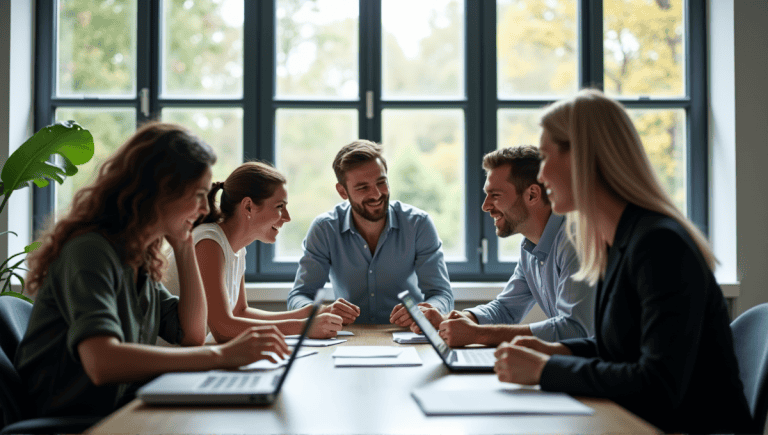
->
xmin=287 ymin=140 xmax=453 ymax=325
xmin=413 ymin=146 xmax=595 ymax=346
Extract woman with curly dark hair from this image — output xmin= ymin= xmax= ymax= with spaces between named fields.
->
xmin=16 ymin=122 xmax=289 ymax=419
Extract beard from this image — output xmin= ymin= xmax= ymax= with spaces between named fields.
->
xmin=349 ymin=193 xmax=389 ymax=222
xmin=495 ymin=198 xmax=528 ymax=238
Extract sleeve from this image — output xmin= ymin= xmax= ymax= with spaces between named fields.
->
xmin=528 ymin=235 xmax=595 ymax=341
xmin=465 ymin=260 xmax=535 ymax=325
xmin=540 ymin=229 xmax=708 ymax=410
xmin=413 ymin=214 xmax=454 ymax=314
xmin=287 ymin=218 xmax=333 ymax=310
xmin=558 ymin=337 xmax=599 ymax=357
xmin=61 ymin=239 xmax=127 ymax=361
xmin=155 ymin=281 xmax=184 ymax=345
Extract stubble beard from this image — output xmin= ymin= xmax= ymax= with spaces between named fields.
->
xmin=350 ymin=194 xmax=389 ymax=222
xmin=496 ymin=200 xmax=528 ymax=238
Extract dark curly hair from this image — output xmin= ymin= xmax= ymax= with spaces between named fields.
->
xmin=26 ymin=122 xmax=217 ymax=295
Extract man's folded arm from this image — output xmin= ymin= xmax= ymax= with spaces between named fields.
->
xmin=287 ymin=221 xmax=333 ymax=310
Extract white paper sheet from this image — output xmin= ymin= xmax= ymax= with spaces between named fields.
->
xmin=285 ymin=336 xmax=347 ymax=347
xmin=334 ymin=346 xmax=422 ymax=367
xmin=332 ymin=346 xmax=403 ymax=358
xmin=411 ymin=375 xmax=593 ymax=416
xmin=236 ymin=349 xmax=318 ymax=370
xmin=392 ymin=331 xmax=428 ymax=344
xmin=336 ymin=330 xmax=355 ymax=336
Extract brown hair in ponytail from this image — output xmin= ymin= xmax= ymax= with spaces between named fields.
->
xmin=199 ymin=161 xmax=287 ymax=225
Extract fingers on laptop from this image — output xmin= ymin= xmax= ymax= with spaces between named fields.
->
xmin=409 ymin=322 xmax=423 ymax=334
xmin=389 ymin=304 xmax=414 ymax=327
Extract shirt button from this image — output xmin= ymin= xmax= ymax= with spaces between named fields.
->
xmin=364 ymin=245 xmax=367 ymax=249
xmin=540 ymin=261 xmax=544 ymax=265
xmin=370 ymin=293 xmax=374 ymax=297
xmin=369 ymin=270 xmax=372 ymax=273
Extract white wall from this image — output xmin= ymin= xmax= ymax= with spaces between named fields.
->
xmin=711 ymin=0 xmax=768 ymax=317
xmin=0 ymin=0 xmax=35 ymax=268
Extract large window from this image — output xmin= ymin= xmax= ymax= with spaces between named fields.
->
xmin=36 ymin=0 xmax=706 ymax=281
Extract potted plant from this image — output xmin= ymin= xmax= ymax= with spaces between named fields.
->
xmin=0 ymin=121 xmax=94 ymax=302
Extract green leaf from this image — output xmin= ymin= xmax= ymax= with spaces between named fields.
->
xmin=25 ymin=241 xmax=42 ymax=253
xmin=1 ymin=120 xmax=94 ymax=197
xmin=0 ymin=291 xmax=34 ymax=304
xmin=0 ymin=251 xmax=26 ymax=272
xmin=11 ymin=273 xmax=25 ymax=290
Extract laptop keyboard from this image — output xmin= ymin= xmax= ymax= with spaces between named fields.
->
xmin=456 ymin=349 xmax=496 ymax=365
xmin=198 ymin=374 xmax=262 ymax=391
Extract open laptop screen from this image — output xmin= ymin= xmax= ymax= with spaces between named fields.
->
xmin=398 ymin=291 xmax=451 ymax=358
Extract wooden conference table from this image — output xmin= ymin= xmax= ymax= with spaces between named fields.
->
xmin=87 ymin=325 xmax=659 ymax=434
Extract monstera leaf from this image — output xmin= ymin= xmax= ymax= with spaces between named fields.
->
xmin=0 ymin=121 xmax=94 ymax=202
xmin=0 ymin=121 xmax=93 ymax=298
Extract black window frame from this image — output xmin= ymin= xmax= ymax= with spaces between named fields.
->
xmin=34 ymin=0 xmax=707 ymax=283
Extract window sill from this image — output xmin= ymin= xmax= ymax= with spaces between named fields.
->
xmin=245 ymin=281 xmax=741 ymax=303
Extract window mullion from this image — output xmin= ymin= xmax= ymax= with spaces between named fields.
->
xmin=359 ymin=0 xmax=381 ymax=142
xmin=253 ymin=0 xmax=276 ymax=280
xmin=136 ymin=0 xmax=155 ymax=124
xmin=687 ymin=0 xmax=708 ymax=234
xmin=32 ymin=0 xmax=56 ymax=236
xmin=580 ymin=0 xmax=604 ymax=90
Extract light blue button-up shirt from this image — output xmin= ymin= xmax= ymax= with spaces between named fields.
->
xmin=288 ymin=201 xmax=454 ymax=324
xmin=466 ymin=213 xmax=595 ymax=342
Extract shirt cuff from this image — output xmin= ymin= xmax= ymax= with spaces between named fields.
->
xmin=539 ymin=354 xmax=576 ymax=392
xmin=465 ymin=307 xmax=491 ymax=325
xmin=67 ymin=318 xmax=124 ymax=362
xmin=528 ymin=319 xmax=555 ymax=342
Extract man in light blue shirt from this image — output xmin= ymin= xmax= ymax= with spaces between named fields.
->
xmin=287 ymin=140 xmax=454 ymax=324
xmin=417 ymin=146 xmax=595 ymax=345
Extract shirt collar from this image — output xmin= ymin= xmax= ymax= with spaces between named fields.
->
xmin=340 ymin=201 xmax=398 ymax=234
xmin=521 ymin=212 xmax=565 ymax=262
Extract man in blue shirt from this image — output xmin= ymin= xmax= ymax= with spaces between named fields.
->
xmin=416 ymin=146 xmax=595 ymax=345
xmin=287 ymin=140 xmax=454 ymax=324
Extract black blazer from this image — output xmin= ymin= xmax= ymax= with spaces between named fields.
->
xmin=540 ymin=204 xmax=753 ymax=434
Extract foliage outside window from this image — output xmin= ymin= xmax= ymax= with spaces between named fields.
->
xmin=39 ymin=0 xmax=702 ymax=281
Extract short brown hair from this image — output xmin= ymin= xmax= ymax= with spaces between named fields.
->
xmin=332 ymin=140 xmax=388 ymax=186
xmin=482 ymin=145 xmax=549 ymax=205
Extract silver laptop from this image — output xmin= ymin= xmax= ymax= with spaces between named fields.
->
xmin=397 ymin=290 xmax=496 ymax=372
xmin=137 ymin=290 xmax=324 ymax=405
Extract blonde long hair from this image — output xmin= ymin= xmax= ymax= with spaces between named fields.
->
xmin=540 ymin=89 xmax=715 ymax=285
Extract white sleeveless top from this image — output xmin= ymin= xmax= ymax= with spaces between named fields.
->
xmin=163 ymin=223 xmax=247 ymax=343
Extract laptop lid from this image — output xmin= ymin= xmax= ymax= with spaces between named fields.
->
xmin=397 ymin=291 xmax=495 ymax=372
xmin=397 ymin=290 xmax=453 ymax=364
xmin=270 ymin=288 xmax=323 ymax=394
xmin=138 ymin=289 xmax=325 ymax=405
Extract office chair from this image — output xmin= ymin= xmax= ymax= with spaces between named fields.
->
xmin=731 ymin=303 xmax=768 ymax=434
xmin=0 ymin=296 xmax=102 ymax=434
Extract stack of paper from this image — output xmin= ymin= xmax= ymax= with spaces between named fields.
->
xmin=332 ymin=346 xmax=422 ymax=367
xmin=285 ymin=335 xmax=347 ymax=347
xmin=392 ymin=331 xmax=428 ymax=344
xmin=411 ymin=375 xmax=594 ymax=416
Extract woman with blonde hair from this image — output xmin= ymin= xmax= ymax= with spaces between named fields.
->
xmin=493 ymin=89 xmax=753 ymax=433
xmin=163 ymin=161 xmax=346 ymax=342
xmin=16 ymin=123 xmax=289 ymax=419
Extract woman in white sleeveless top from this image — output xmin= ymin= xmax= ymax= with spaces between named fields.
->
xmin=165 ymin=161 xmax=347 ymax=343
